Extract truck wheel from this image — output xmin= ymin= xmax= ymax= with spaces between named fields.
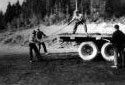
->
xmin=101 ymin=42 xmax=115 ymax=61
xmin=78 ymin=42 xmax=98 ymax=61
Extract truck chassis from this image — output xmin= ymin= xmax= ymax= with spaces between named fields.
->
xmin=56 ymin=33 xmax=114 ymax=61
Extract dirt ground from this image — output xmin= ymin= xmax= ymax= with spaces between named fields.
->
xmin=0 ymin=46 xmax=125 ymax=85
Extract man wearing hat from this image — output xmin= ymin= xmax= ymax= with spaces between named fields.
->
xmin=29 ymin=30 xmax=41 ymax=62
xmin=111 ymin=24 xmax=125 ymax=68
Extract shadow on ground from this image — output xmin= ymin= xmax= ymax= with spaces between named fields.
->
xmin=0 ymin=53 xmax=125 ymax=85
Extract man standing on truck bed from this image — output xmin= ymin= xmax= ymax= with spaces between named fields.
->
xmin=68 ymin=10 xmax=87 ymax=34
xmin=111 ymin=24 xmax=125 ymax=68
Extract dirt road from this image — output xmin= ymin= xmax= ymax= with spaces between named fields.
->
xmin=0 ymin=46 xmax=125 ymax=85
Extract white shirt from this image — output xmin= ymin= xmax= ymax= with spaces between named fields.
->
xmin=71 ymin=12 xmax=83 ymax=22
xmin=29 ymin=33 xmax=37 ymax=43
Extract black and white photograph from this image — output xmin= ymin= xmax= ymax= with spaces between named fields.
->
xmin=0 ymin=0 xmax=125 ymax=85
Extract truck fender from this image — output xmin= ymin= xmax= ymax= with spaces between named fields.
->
xmin=101 ymin=42 xmax=114 ymax=61
xmin=78 ymin=42 xmax=98 ymax=61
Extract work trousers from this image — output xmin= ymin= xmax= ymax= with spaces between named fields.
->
xmin=113 ymin=46 xmax=124 ymax=67
xmin=29 ymin=43 xmax=41 ymax=61
xmin=73 ymin=21 xmax=87 ymax=34
xmin=37 ymin=42 xmax=47 ymax=53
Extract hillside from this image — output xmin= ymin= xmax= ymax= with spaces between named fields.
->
xmin=1 ymin=21 xmax=125 ymax=46
xmin=0 ymin=20 xmax=125 ymax=54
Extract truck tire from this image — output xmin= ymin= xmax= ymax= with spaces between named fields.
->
xmin=78 ymin=42 xmax=98 ymax=61
xmin=101 ymin=42 xmax=115 ymax=61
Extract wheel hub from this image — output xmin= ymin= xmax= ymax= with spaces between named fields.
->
xmin=81 ymin=44 xmax=93 ymax=56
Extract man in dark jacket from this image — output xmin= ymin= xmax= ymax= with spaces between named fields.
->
xmin=36 ymin=28 xmax=48 ymax=54
xmin=111 ymin=24 xmax=125 ymax=68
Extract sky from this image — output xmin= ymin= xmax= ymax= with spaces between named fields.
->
xmin=0 ymin=0 xmax=24 ymax=13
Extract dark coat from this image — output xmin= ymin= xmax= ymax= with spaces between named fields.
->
xmin=112 ymin=30 xmax=125 ymax=48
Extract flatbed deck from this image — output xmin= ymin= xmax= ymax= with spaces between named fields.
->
xmin=57 ymin=33 xmax=112 ymax=41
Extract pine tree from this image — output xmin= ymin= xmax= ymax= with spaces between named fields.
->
xmin=4 ymin=2 xmax=12 ymax=23
xmin=0 ymin=11 xmax=5 ymax=29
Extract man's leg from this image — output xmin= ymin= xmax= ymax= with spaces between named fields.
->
xmin=38 ymin=43 xmax=41 ymax=52
xmin=29 ymin=43 xmax=33 ymax=62
xmin=119 ymin=48 xmax=124 ymax=67
xmin=32 ymin=43 xmax=41 ymax=60
xmin=122 ymin=50 xmax=125 ymax=67
xmin=84 ymin=23 xmax=88 ymax=34
xmin=112 ymin=47 xmax=118 ymax=68
xmin=73 ymin=22 xmax=80 ymax=34
xmin=42 ymin=42 xmax=47 ymax=53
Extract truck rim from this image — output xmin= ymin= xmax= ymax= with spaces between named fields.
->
xmin=78 ymin=42 xmax=98 ymax=61
xmin=101 ymin=42 xmax=114 ymax=61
